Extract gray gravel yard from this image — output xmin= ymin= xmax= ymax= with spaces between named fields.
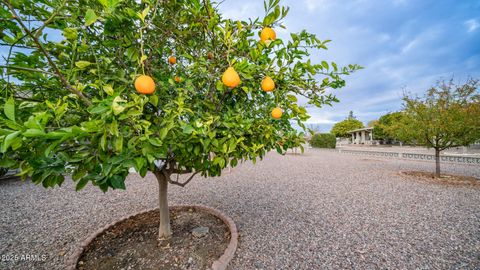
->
xmin=1 ymin=149 xmax=479 ymax=270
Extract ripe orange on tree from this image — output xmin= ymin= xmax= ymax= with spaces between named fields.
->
xmin=222 ymin=67 xmax=241 ymax=88
xmin=174 ymin=76 xmax=182 ymax=83
xmin=261 ymin=76 xmax=275 ymax=92
xmin=271 ymin=107 xmax=282 ymax=119
xmin=134 ymin=75 xmax=155 ymax=94
xmin=168 ymin=56 xmax=176 ymax=65
xmin=260 ymin=27 xmax=276 ymax=44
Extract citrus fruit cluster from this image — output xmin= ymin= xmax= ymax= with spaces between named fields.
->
xmin=134 ymin=27 xmax=283 ymax=119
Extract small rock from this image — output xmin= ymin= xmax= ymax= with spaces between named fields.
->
xmin=255 ymin=261 xmax=265 ymax=269
xmin=58 ymin=250 xmax=66 ymax=256
xmin=192 ymin=226 xmax=209 ymax=238
xmin=78 ymin=261 xmax=84 ymax=265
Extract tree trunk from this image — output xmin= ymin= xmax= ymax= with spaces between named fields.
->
xmin=155 ymin=171 xmax=172 ymax=241
xmin=434 ymin=148 xmax=441 ymax=178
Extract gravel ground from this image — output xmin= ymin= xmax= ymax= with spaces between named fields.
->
xmin=1 ymin=149 xmax=479 ymax=270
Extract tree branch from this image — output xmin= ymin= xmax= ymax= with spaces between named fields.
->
xmin=168 ymin=171 xmax=199 ymax=187
xmin=3 ymin=0 xmax=92 ymax=107
xmin=171 ymin=168 xmax=193 ymax=174
xmin=0 ymin=43 xmax=36 ymax=49
xmin=33 ymin=0 xmax=68 ymax=39
xmin=0 ymin=65 xmax=56 ymax=76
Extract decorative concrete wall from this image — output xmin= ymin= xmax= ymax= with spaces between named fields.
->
xmin=338 ymin=149 xmax=480 ymax=164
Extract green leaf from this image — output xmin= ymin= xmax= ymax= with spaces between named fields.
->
xmin=137 ymin=6 xmax=150 ymax=22
xmin=159 ymin=128 xmax=168 ymax=140
xmin=44 ymin=142 xmax=59 ymax=156
xmin=100 ymin=132 xmax=107 ymax=151
xmin=98 ymin=0 xmax=108 ymax=7
xmin=182 ymin=125 xmax=194 ymax=134
xmin=89 ymin=105 xmax=109 ymax=114
xmin=114 ymin=134 xmax=123 ymax=153
xmin=194 ymin=145 xmax=200 ymax=155
xmin=149 ymin=137 xmax=162 ymax=147
xmin=126 ymin=47 xmax=139 ymax=61
xmin=44 ymin=131 xmax=67 ymax=139
xmin=63 ymin=28 xmax=78 ymax=40
xmin=76 ymin=177 xmax=89 ymax=191
xmin=286 ymin=94 xmax=298 ymax=102
xmin=75 ymin=61 xmax=92 ymax=69
xmin=0 ymin=156 xmax=15 ymax=167
xmin=139 ymin=167 xmax=147 ymax=177
xmin=215 ymin=80 xmax=224 ymax=91
xmin=1 ymin=131 xmax=21 ymax=153
xmin=85 ymin=9 xmax=98 ymax=26
xmin=149 ymin=95 xmax=158 ymax=106
xmin=23 ymin=129 xmax=45 ymax=137
xmin=112 ymin=96 xmax=126 ymax=115
xmin=4 ymin=97 xmax=15 ymax=122
xmin=321 ymin=61 xmax=329 ymax=70
xmin=72 ymin=169 xmax=87 ymax=181
xmin=103 ymin=84 xmax=114 ymax=95
xmin=110 ymin=175 xmax=126 ymax=189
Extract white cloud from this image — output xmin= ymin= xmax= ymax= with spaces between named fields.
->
xmin=305 ymin=110 xmax=342 ymax=124
xmin=305 ymin=118 xmax=336 ymax=124
xmin=303 ymin=0 xmax=332 ymax=12
xmin=401 ymin=39 xmax=418 ymax=54
xmin=400 ymin=26 xmax=442 ymax=54
xmin=464 ymin=19 xmax=480 ymax=33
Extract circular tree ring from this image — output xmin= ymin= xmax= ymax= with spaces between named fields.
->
xmin=66 ymin=204 xmax=238 ymax=270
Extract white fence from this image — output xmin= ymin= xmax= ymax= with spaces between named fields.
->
xmin=337 ymin=149 xmax=480 ymax=165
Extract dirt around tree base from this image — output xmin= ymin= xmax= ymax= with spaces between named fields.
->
xmin=401 ymin=171 xmax=480 ymax=187
xmin=77 ymin=208 xmax=229 ymax=270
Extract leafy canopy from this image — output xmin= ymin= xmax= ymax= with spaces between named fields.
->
xmin=395 ymin=79 xmax=480 ymax=150
xmin=309 ymin=133 xmax=336 ymax=148
xmin=0 ymin=0 xmax=361 ymax=191
xmin=331 ymin=118 xmax=364 ymax=138
xmin=372 ymin=112 xmax=405 ymax=141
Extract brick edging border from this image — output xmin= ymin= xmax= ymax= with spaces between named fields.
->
xmin=65 ymin=204 xmax=238 ymax=270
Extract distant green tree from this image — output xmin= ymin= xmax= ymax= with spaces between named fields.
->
xmin=310 ymin=133 xmax=336 ymax=148
xmin=395 ymin=79 xmax=480 ymax=177
xmin=347 ymin=110 xmax=356 ymax=120
xmin=373 ymin=112 xmax=405 ymax=141
xmin=367 ymin=120 xmax=378 ymax=128
xmin=331 ymin=119 xmax=364 ymax=138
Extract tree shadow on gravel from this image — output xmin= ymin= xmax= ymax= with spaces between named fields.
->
xmin=0 ymin=176 xmax=22 ymax=186
xmin=399 ymin=171 xmax=480 ymax=188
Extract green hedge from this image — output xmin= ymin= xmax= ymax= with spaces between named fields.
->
xmin=310 ymin=133 xmax=336 ymax=148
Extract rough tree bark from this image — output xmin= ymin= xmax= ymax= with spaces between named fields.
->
xmin=434 ymin=148 xmax=441 ymax=177
xmin=154 ymin=170 xmax=172 ymax=241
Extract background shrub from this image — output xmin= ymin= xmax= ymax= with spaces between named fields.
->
xmin=310 ymin=133 xmax=337 ymax=148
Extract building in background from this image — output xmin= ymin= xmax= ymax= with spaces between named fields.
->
xmin=348 ymin=127 xmax=374 ymax=145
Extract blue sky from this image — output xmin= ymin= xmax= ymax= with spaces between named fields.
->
xmin=220 ymin=0 xmax=480 ymax=131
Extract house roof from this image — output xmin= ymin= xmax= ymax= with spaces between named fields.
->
xmin=348 ymin=127 xmax=374 ymax=133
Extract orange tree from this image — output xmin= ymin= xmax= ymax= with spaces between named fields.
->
xmin=0 ymin=0 xmax=361 ymax=240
